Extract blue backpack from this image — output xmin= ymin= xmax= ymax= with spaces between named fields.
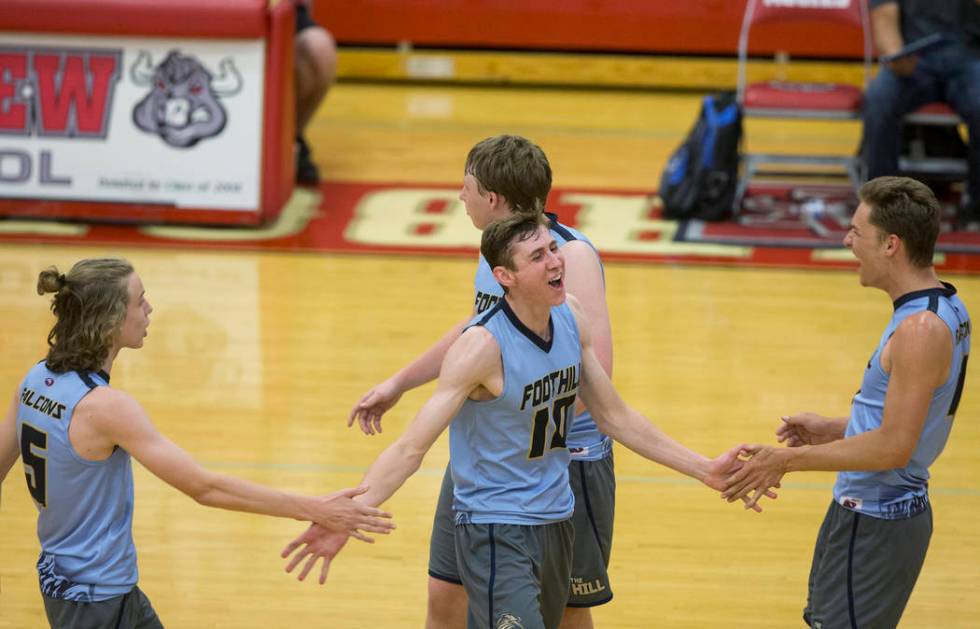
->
xmin=659 ymin=92 xmax=742 ymax=221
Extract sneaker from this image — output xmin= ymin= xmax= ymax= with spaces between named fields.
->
xmin=296 ymin=135 xmax=320 ymax=184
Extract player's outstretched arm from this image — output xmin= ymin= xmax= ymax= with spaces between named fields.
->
xmin=724 ymin=312 xmax=951 ymax=509
xmin=348 ymin=315 xmax=471 ymax=435
xmin=80 ymin=388 xmax=394 ymax=538
xmin=0 ymin=392 xmax=19 ymax=484
xmin=285 ymin=326 xmax=501 ymax=583
xmin=777 ymin=413 xmax=848 ymax=447
xmin=566 ymin=295 xmax=768 ymax=510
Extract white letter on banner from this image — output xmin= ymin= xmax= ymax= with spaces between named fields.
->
xmin=345 ymin=188 xmax=478 ymax=248
xmin=565 ymin=193 xmax=751 ymax=258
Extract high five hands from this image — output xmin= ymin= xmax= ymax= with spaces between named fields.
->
xmin=723 ymin=444 xmax=786 ymax=510
xmin=722 ymin=413 xmax=840 ymax=510
xmin=283 ymin=485 xmax=396 ymax=585
xmin=703 ymin=445 xmax=778 ymax=512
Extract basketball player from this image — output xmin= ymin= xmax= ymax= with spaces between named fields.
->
xmin=349 ymin=135 xmax=615 ymax=629
xmin=724 ymin=177 xmax=971 ymax=628
xmin=282 ymin=214 xmax=764 ymax=629
xmin=0 ymin=259 xmax=394 ymax=628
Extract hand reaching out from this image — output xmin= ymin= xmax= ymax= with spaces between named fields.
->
xmin=722 ymin=445 xmax=787 ymax=510
xmin=348 ymin=380 xmax=403 ymax=435
xmin=282 ymin=524 xmax=350 ymax=584
xmin=777 ymin=413 xmax=845 ymax=447
xmin=311 ymin=485 xmax=395 ymax=541
xmin=703 ymin=445 xmax=777 ymax=512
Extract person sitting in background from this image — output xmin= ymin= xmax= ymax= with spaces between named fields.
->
xmin=294 ymin=0 xmax=337 ymax=184
xmin=862 ymin=0 xmax=980 ymax=228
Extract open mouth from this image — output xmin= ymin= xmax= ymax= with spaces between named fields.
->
xmin=548 ymin=273 xmax=563 ymax=289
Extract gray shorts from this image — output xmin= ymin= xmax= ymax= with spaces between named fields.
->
xmin=455 ymin=520 xmax=574 ymax=629
xmin=567 ymin=454 xmax=615 ymax=607
xmin=42 ymin=585 xmax=163 ymax=629
xmin=428 ymin=456 xmax=615 ymax=607
xmin=804 ymin=499 xmax=932 ymax=629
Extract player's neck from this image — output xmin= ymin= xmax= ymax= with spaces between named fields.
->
xmin=883 ymin=265 xmax=943 ymax=302
xmin=504 ymin=294 xmax=552 ymax=341
xmin=101 ymin=347 xmax=119 ymax=375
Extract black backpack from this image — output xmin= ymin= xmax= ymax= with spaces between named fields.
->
xmin=659 ymin=92 xmax=742 ymax=221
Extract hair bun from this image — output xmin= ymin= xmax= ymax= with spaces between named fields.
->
xmin=36 ymin=267 xmax=66 ymax=295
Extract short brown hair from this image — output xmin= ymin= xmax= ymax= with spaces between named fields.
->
xmin=481 ymin=213 xmax=550 ymax=271
xmin=465 ymin=135 xmax=552 ymax=216
xmin=37 ymin=258 xmax=134 ymax=372
xmin=859 ymin=176 xmax=941 ymax=268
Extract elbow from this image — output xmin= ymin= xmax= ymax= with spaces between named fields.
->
xmin=191 ymin=486 xmax=216 ymax=507
xmin=193 ymin=489 xmax=219 ymax=508
xmin=395 ymin=439 xmax=427 ymax=475
xmin=887 ymin=449 xmax=914 ymax=469
xmin=186 ymin=474 xmax=220 ymax=507
xmin=881 ymin=442 xmax=915 ymax=469
xmin=592 ymin=411 xmax=625 ymax=444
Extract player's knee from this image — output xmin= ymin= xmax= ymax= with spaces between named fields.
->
xmin=296 ymin=27 xmax=337 ymax=89
xmin=426 ymin=577 xmax=466 ymax=629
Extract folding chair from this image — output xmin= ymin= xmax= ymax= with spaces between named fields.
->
xmin=734 ymin=0 xmax=872 ymax=213
xmin=900 ymin=102 xmax=968 ymax=180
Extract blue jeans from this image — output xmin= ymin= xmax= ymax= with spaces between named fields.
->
xmin=862 ymin=42 xmax=980 ymax=216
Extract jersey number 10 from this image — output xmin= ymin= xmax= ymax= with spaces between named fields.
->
xmin=527 ymin=394 xmax=576 ymax=459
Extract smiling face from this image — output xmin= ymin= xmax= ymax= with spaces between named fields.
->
xmin=494 ymin=224 xmax=566 ymax=306
xmin=843 ymin=202 xmax=891 ymax=288
xmin=116 ymin=273 xmax=153 ymax=349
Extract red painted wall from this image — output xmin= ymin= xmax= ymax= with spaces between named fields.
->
xmin=313 ymin=0 xmax=865 ymax=59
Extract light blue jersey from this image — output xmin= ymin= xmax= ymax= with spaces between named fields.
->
xmin=450 ymin=299 xmax=581 ymax=525
xmin=473 ymin=212 xmax=610 ymax=461
xmin=16 ymin=362 xmax=137 ymax=602
xmin=834 ymin=283 xmax=971 ymax=519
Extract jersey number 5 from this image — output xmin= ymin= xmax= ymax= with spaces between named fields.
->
xmin=20 ymin=423 xmax=48 ymax=508
xmin=528 ymin=394 xmax=576 ymax=459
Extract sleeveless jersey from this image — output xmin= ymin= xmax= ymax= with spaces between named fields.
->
xmin=472 ymin=212 xmax=611 ymax=461
xmin=834 ymin=283 xmax=971 ymax=519
xmin=16 ymin=362 xmax=137 ymax=601
xmin=450 ymin=299 xmax=581 ymax=525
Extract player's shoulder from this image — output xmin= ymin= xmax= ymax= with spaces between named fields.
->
xmin=456 ymin=323 xmax=500 ymax=354
xmin=76 ymin=386 xmax=141 ymax=424
xmin=896 ymin=309 xmax=950 ymax=339
xmin=443 ymin=324 xmax=501 ymax=383
xmin=559 ymin=238 xmax=600 ymax=265
xmin=891 ymin=310 xmax=953 ymax=362
xmin=563 ymin=294 xmax=590 ymax=338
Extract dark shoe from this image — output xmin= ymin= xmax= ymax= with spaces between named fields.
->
xmin=296 ymin=136 xmax=320 ymax=184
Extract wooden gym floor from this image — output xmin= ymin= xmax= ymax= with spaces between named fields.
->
xmin=1 ymin=78 xmax=978 ymax=628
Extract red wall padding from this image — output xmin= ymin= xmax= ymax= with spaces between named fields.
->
xmin=0 ymin=0 xmax=267 ymax=39
xmin=314 ymin=0 xmax=865 ymax=59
